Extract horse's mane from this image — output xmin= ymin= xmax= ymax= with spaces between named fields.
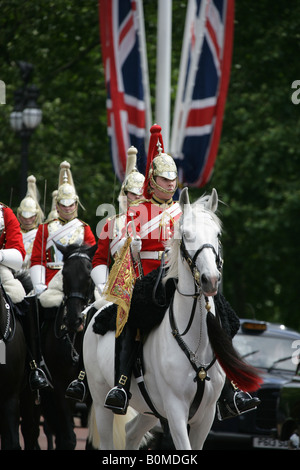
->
xmin=163 ymin=195 xmax=222 ymax=283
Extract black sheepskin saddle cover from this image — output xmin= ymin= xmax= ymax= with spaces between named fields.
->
xmin=93 ymin=268 xmax=240 ymax=339
xmin=93 ymin=268 xmax=174 ymax=335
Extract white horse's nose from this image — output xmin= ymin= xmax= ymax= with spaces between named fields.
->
xmin=201 ymin=272 xmax=221 ymax=296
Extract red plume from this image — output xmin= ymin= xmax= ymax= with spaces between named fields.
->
xmin=143 ymin=124 xmax=164 ymax=198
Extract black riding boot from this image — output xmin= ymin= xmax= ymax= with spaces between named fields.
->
xmin=104 ymin=324 xmax=139 ymax=415
xmin=65 ymin=305 xmax=97 ymax=402
xmin=24 ymin=294 xmax=49 ymax=391
xmin=217 ymin=379 xmax=261 ymax=420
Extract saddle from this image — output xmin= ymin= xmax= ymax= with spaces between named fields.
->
xmin=93 ymin=267 xmax=175 ymax=336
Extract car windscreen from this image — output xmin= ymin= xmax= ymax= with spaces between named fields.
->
xmin=233 ymin=334 xmax=298 ymax=373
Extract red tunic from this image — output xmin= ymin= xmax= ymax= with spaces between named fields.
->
xmin=31 ymin=218 xmax=95 ymax=285
xmin=92 ymin=214 xmax=126 ymax=269
xmin=0 ymin=204 xmax=26 ymax=259
xmin=124 ymin=198 xmax=182 ymax=276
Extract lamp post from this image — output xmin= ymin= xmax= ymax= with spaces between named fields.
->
xmin=10 ymin=61 xmax=42 ymax=198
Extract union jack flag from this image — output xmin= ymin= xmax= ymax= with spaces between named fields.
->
xmin=99 ymin=0 xmax=151 ymax=181
xmin=170 ymin=0 xmax=234 ymax=187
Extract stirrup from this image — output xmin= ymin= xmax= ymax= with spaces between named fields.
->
xmin=104 ymin=386 xmax=129 ymax=415
xmin=65 ymin=378 xmax=86 ymax=402
xmin=29 ymin=361 xmax=49 ymax=391
xmin=217 ymin=391 xmax=260 ymax=421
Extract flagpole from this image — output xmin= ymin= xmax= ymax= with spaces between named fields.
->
xmin=135 ymin=0 xmax=152 ymax=151
xmin=155 ymin=0 xmax=172 ymax=150
xmin=170 ymin=0 xmax=208 ymax=159
xmin=170 ymin=0 xmax=194 ymax=155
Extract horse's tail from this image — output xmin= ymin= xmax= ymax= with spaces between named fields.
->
xmin=87 ymin=404 xmax=138 ymax=450
xmin=206 ymin=311 xmax=263 ymax=392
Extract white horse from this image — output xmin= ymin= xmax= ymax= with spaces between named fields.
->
xmin=84 ymin=188 xmax=257 ymax=450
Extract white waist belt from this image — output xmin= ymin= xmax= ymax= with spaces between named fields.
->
xmin=140 ymin=251 xmax=165 ymax=260
xmin=47 ymin=262 xmax=63 ymax=269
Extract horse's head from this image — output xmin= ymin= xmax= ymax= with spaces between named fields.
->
xmin=177 ymin=188 xmax=223 ymax=296
xmin=55 ymin=243 xmax=97 ymax=333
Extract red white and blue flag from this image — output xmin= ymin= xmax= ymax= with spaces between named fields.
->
xmin=170 ymin=0 xmax=234 ymax=187
xmin=99 ymin=0 xmax=151 ymax=181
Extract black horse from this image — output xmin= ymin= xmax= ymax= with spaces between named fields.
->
xmin=39 ymin=243 xmax=96 ymax=450
xmin=0 ymin=284 xmax=27 ymax=449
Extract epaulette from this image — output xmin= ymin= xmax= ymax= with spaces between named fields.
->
xmin=129 ymin=197 xmax=149 ymax=206
xmin=0 ymin=202 xmax=8 ymax=208
xmin=78 ymin=219 xmax=89 ymax=226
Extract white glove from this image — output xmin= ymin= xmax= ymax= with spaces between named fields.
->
xmin=130 ymin=237 xmax=141 ymax=261
xmin=34 ymin=283 xmax=47 ymax=296
xmin=30 ymin=265 xmax=47 ymax=296
xmin=91 ymin=265 xmax=109 ymax=295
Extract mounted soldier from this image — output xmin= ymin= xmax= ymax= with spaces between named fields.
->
xmin=15 ymin=174 xmax=50 ymax=391
xmin=101 ymin=124 xmax=260 ymax=420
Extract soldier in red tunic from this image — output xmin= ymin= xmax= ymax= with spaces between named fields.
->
xmin=0 ymin=197 xmax=49 ymax=390
xmin=91 ymin=146 xmax=145 ymax=296
xmin=104 ymin=124 xmax=181 ymax=414
xmin=104 ymin=124 xmax=260 ymax=419
xmin=65 ymin=146 xmax=145 ymax=401
xmin=15 ymin=175 xmax=50 ymax=390
xmin=30 ymin=161 xmax=95 ymax=299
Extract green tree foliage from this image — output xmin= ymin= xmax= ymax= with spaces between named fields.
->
xmin=204 ymin=1 xmax=300 ymax=328
xmin=0 ymin=1 xmax=299 ymax=328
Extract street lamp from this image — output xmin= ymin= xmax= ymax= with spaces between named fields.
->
xmin=10 ymin=61 xmax=42 ymax=198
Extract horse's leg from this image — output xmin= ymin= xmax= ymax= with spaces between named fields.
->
xmin=1 ymin=395 xmax=21 ymax=450
xmin=20 ymin=382 xmax=41 ymax=450
xmin=125 ymin=413 xmax=158 ymax=450
xmin=189 ymin=410 xmax=216 ymax=450
xmin=93 ymin=400 xmax=115 ymax=449
xmin=164 ymin=399 xmax=191 ymax=450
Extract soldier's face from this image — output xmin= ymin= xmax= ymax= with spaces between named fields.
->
xmin=152 ymin=176 xmax=177 ymax=200
xmin=18 ymin=214 xmax=37 ymax=230
xmin=127 ymin=191 xmax=141 ymax=203
xmin=57 ymin=202 xmax=77 ymax=220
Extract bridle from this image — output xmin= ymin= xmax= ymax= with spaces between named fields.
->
xmin=63 ymin=251 xmax=93 ymax=305
xmin=168 ymin=233 xmax=223 ymax=420
xmin=55 ymin=251 xmax=93 ymax=340
xmin=179 ymin=236 xmax=223 ymax=291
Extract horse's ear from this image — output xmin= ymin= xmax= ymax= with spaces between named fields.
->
xmin=87 ymin=244 xmax=97 ymax=259
xmin=54 ymin=241 xmax=66 ymax=255
xmin=205 ymin=188 xmax=218 ymax=213
xmin=179 ymin=187 xmax=190 ymax=212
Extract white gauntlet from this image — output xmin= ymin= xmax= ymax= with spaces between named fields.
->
xmin=30 ymin=265 xmax=47 ymax=296
xmin=91 ymin=265 xmax=109 ymax=295
xmin=130 ymin=237 xmax=141 ymax=261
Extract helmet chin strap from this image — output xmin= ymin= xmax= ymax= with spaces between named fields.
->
xmin=150 ymin=175 xmax=178 ymax=195
xmin=57 ymin=205 xmax=78 ymax=221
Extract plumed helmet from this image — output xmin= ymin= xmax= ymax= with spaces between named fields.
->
xmin=143 ymin=124 xmax=177 ymax=198
xmin=56 ymin=161 xmax=79 ymax=207
xmin=152 ymin=147 xmax=177 ymax=181
xmin=123 ymin=170 xmax=145 ymax=196
xmin=17 ymin=175 xmax=44 ymax=225
xmin=118 ymin=146 xmax=145 ymax=212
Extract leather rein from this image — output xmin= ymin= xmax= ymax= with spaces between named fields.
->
xmin=168 ymin=236 xmax=223 ymax=420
